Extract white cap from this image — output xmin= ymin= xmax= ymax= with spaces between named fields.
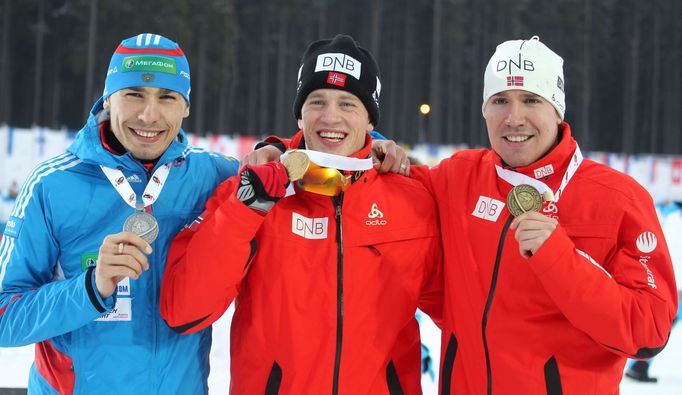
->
xmin=482 ymin=36 xmax=565 ymax=119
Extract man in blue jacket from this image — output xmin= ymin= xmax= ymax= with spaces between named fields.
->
xmin=0 ymin=33 xmax=238 ymax=393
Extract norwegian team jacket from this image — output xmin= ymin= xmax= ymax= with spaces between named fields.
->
xmin=413 ymin=123 xmax=677 ymax=394
xmin=161 ymin=133 xmax=443 ymax=394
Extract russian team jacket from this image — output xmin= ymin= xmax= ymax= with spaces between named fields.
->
xmin=0 ymin=98 xmax=238 ymax=394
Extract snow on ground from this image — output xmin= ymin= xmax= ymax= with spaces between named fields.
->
xmin=1 ymin=306 xmax=680 ymax=394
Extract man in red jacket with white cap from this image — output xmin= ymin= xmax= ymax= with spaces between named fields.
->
xmin=412 ymin=36 xmax=677 ymax=394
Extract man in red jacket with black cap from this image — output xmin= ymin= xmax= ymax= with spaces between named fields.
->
xmin=160 ymin=34 xmax=443 ymax=394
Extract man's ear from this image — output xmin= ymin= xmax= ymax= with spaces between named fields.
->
xmin=366 ymin=121 xmax=374 ymax=133
xmin=103 ymin=97 xmax=110 ymax=109
xmin=183 ymin=105 xmax=190 ymax=118
xmin=297 ymin=118 xmax=304 ymax=130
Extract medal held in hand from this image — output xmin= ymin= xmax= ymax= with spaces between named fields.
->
xmin=507 ymin=184 xmax=543 ymax=216
xmin=123 ymin=204 xmax=159 ymax=244
xmin=282 ymin=150 xmax=352 ymax=196
xmin=282 ymin=150 xmax=310 ymax=181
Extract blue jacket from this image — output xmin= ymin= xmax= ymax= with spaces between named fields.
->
xmin=0 ymin=99 xmax=238 ymax=394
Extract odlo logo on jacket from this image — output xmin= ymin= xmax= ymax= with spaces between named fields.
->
xmin=366 ymin=203 xmax=387 ymax=226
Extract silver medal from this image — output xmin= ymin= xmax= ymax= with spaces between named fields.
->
xmin=123 ymin=210 xmax=159 ymax=244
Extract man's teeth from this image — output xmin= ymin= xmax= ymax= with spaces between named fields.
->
xmin=505 ymin=135 xmax=530 ymax=142
xmin=132 ymin=129 xmax=162 ymax=138
xmin=319 ymin=131 xmax=345 ymax=141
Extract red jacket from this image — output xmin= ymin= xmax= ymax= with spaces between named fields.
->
xmin=413 ymin=122 xmax=677 ymax=394
xmin=160 ymin=132 xmax=443 ymax=394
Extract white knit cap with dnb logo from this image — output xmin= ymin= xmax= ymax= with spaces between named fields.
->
xmin=482 ymin=36 xmax=566 ymax=119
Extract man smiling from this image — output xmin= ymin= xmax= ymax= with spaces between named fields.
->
xmin=0 ymin=34 xmax=238 ymax=393
xmin=412 ymin=36 xmax=677 ymax=394
xmin=161 ymin=34 xmax=443 ymax=394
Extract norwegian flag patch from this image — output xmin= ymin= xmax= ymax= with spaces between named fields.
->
xmin=506 ymin=75 xmax=524 ymax=87
xmin=327 ymin=72 xmax=347 ymax=87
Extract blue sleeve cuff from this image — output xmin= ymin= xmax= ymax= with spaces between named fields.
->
xmin=369 ymin=130 xmax=386 ymax=140
xmin=85 ymin=267 xmax=116 ymax=313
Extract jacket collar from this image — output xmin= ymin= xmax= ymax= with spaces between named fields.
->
xmin=486 ymin=122 xmax=578 ymax=190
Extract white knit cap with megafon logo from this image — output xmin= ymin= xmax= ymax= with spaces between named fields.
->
xmin=482 ymin=36 xmax=565 ymax=119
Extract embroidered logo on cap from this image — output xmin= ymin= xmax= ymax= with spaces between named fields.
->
xmin=122 ymin=55 xmax=177 ymax=75
xmin=327 ymin=72 xmax=347 ymax=87
xmin=315 ymin=53 xmax=362 ymax=80
xmin=506 ymin=75 xmax=524 ymax=87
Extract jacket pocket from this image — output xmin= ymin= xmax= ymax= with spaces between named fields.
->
xmin=386 ymin=360 xmax=405 ymax=395
xmin=440 ymin=333 xmax=458 ymax=395
xmin=544 ymin=356 xmax=563 ymax=395
xmin=265 ymin=361 xmax=282 ymax=395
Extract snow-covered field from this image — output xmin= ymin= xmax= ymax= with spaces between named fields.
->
xmin=1 ymin=305 xmax=680 ymax=394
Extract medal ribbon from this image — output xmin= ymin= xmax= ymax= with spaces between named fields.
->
xmin=100 ymin=164 xmax=171 ymax=209
xmin=495 ymin=145 xmax=583 ymax=204
xmin=280 ymin=150 xmax=374 ymax=197
xmin=280 ymin=149 xmax=374 ymax=171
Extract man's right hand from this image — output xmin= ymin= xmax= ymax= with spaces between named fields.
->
xmin=240 ymin=145 xmax=283 ymax=167
xmin=95 ymin=232 xmax=152 ymax=298
xmin=236 ymin=162 xmax=289 ymax=214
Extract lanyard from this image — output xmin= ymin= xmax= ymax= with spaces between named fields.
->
xmin=100 ymin=164 xmax=171 ymax=209
xmin=280 ymin=149 xmax=374 ymax=171
xmin=495 ymin=145 xmax=583 ymax=204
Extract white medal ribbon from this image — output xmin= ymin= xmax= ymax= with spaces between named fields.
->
xmin=280 ymin=149 xmax=374 ymax=172
xmin=495 ymin=145 xmax=583 ymax=204
xmin=100 ymin=164 xmax=171 ymax=209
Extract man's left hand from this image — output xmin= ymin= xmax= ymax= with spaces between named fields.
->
xmin=371 ymin=139 xmax=409 ymax=176
xmin=510 ymin=211 xmax=558 ymax=259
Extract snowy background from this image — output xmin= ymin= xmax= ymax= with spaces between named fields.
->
xmin=1 ymin=306 xmax=681 ymax=393
xmin=0 ymin=127 xmax=680 ymax=392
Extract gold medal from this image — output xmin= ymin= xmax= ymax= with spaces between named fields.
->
xmin=281 ymin=150 xmax=351 ymax=196
xmin=506 ymin=184 xmax=543 ymax=216
xmin=282 ymin=150 xmax=311 ymax=181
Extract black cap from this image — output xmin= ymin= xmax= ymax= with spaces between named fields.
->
xmin=293 ymin=34 xmax=381 ymax=127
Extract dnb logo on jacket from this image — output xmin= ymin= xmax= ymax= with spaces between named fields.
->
xmin=292 ymin=213 xmax=328 ymax=239
xmin=2 ymin=216 xmax=23 ymax=238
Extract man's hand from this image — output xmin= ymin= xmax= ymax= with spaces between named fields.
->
xmin=237 ymin=162 xmax=289 ymax=214
xmin=240 ymin=145 xmax=283 ymax=167
xmin=95 ymin=232 xmax=152 ymax=298
xmin=371 ymin=139 xmax=409 ymax=176
xmin=510 ymin=211 xmax=558 ymax=259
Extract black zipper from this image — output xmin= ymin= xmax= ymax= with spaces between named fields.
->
xmin=332 ymin=193 xmax=344 ymax=395
xmin=481 ymin=215 xmax=513 ymax=395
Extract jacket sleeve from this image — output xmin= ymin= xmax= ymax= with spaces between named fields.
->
xmin=417 ymin=235 xmax=444 ymax=328
xmin=160 ymin=176 xmax=266 ymax=334
xmin=410 ymin=164 xmax=444 ymax=326
xmin=528 ymin=192 xmax=678 ymax=359
xmin=0 ymin=179 xmax=114 ymax=347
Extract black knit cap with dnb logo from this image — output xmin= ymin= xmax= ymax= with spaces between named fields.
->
xmin=293 ymin=34 xmax=381 ymax=127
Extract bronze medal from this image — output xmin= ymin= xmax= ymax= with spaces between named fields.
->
xmin=282 ymin=150 xmax=311 ymax=181
xmin=506 ymin=184 xmax=543 ymax=217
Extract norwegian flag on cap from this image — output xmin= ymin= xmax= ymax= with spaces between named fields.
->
xmin=327 ymin=72 xmax=347 ymax=87
xmin=506 ymin=75 xmax=524 ymax=87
